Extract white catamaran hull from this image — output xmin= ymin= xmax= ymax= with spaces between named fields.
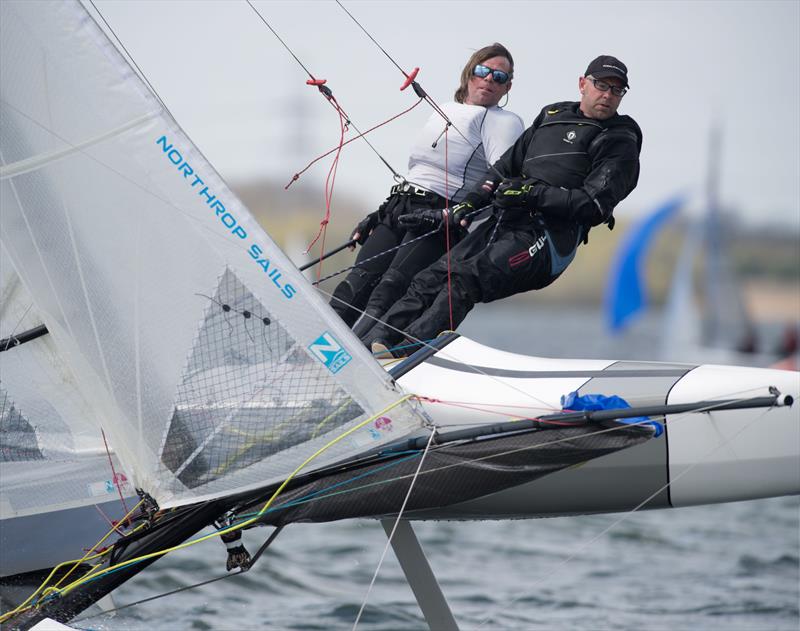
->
xmin=391 ymin=336 xmax=799 ymax=519
xmin=1 ymin=335 xmax=795 ymax=580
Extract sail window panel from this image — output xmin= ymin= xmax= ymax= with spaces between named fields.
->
xmin=0 ymin=248 xmax=103 ymax=448
xmin=161 ymin=268 xmax=364 ymax=491
xmin=0 ymin=389 xmax=44 ymax=462
xmin=0 ymin=267 xmax=133 ymax=518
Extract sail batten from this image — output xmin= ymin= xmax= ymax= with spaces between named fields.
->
xmin=1 ymin=0 xmax=425 ymax=508
xmin=0 ymin=111 xmax=160 ymax=180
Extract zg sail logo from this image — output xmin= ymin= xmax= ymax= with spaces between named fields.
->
xmin=308 ymin=332 xmax=352 ymax=374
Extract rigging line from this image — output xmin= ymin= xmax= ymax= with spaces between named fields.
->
xmin=84 ymin=2 xmax=285 ymax=250
xmin=352 ymin=427 xmax=437 ymax=630
xmin=52 ymin=396 xmax=417 ymax=599
xmin=228 ymin=391 xmax=784 ymax=527
xmin=0 ymin=501 xmax=143 ymax=624
xmin=101 ymin=428 xmax=130 ymax=516
xmin=246 ymin=0 xmax=315 ymax=80
xmin=86 ymin=0 xmax=170 ymax=116
xmin=309 ymin=204 xmax=490 ymax=285
xmin=247 ymin=0 xmax=403 ymax=182
xmin=332 ymin=0 xmax=514 ymax=187
xmin=334 ymin=0 xmax=406 ymax=78
xmin=312 ymin=227 xmax=441 ymax=284
xmin=334 ymin=0 xmax=474 ymax=149
xmin=251 ymin=394 xmax=783 ymax=516
xmin=314 ymin=283 xmax=557 ymax=413
xmin=286 ymin=97 xmax=425 ymax=189
xmin=73 ymin=526 xmax=285 ymax=623
xmin=93 ymin=504 xmax=127 ymax=537
xmin=474 ymin=404 xmax=778 ymax=630
xmin=242 ymin=419 xmax=655 ymax=521
xmin=1 ymin=301 xmax=33 ymax=352
xmin=304 ymin=97 xmax=348 ymax=259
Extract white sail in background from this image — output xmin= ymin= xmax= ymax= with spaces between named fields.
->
xmin=0 ymin=0 xmax=425 ymax=508
xmin=659 ymin=126 xmax=754 ymax=361
xmin=698 ymin=126 xmax=753 ymax=351
xmin=1 ymin=245 xmax=131 ymax=529
xmin=659 ymin=215 xmax=703 ymax=360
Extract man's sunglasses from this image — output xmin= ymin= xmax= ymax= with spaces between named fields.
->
xmin=473 ymin=64 xmax=510 ymax=85
xmin=587 ymin=77 xmax=628 ymax=97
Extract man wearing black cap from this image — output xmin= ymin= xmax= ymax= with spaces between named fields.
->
xmin=363 ymin=55 xmax=642 ymax=358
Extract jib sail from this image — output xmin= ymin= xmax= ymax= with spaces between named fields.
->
xmin=0 ymin=0 xmax=425 ymax=509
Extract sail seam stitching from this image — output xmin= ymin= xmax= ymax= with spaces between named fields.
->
xmin=0 ymin=111 xmax=159 ymax=180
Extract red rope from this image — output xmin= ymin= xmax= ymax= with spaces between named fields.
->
xmin=305 ymin=90 xmax=349 ymax=278
xmin=101 ymin=427 xmax=129 ymax=518
xmin=94 ymin=504 xmax=126 ymax=536
xmin=443 ymin=126 xmax=455 ymax=330
xmin=285 ymin=98 xmax=424 ymax=189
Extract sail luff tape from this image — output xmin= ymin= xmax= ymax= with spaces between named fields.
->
xmin=0 ymin=111 xmax=159 ymax=181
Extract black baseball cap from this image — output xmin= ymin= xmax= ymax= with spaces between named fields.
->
xmin=585 ymin=55 xmax=629 ymax=87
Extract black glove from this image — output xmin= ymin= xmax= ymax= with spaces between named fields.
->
xmin=493 ymin=178 xmax=538 ymax=213
xmin=450 ymin=186 xmax=491 ymax=228
xmin=449 ymin=201 xmax=475 ymax=228
xmin=397 ymin=208 xmax=448 ymax=232
xmin=351 ymin=209 xmax=382 ymax=245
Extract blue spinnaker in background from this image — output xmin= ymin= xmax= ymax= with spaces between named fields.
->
xmin=604 ymin=195 xmax=685 ymax=333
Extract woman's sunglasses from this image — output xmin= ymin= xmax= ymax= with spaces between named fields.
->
xmin=472 ymin=64 xmax=510 ymax=85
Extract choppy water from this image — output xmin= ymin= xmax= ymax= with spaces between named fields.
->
xmin=74 ymin=305 xmax=798 ymax=631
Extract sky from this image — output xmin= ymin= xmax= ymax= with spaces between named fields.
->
xmin=90 ymin=0 xmax=800 ymax=230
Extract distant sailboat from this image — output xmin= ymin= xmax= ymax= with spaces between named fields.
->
xmin=662 ymin=125 xmax=757 ymax=361
xmin=606 ymin=126 xmax=761 ymax=364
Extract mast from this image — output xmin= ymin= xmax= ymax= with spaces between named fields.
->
xmin=700 ymin=124 xmax=754 ymax=351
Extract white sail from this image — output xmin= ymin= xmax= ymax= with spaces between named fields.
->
xmin=0 ymin=0 xmax=425 ymax=508
xmin=1 ymin=245 xmax=132 ymax=526
xmin=659 ymin=216 xmax=703 ymax=360
xmin=699 ymin=126 xmax=753 ymax=351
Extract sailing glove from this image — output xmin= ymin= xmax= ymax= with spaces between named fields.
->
xmin=493 ymin=178 xmax=539 ymax=214
xmin=398 ymin=208 xmax=449 ymax=233
xmin=351 ymin=209 xmax=383 ymax=245
xmin=450 ymin=189 xmax=494 ymax=229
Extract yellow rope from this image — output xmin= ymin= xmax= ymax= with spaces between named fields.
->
xmin=50 ymin=394 xmax=414 ymax=600
xmin=311 ymin=398 xmax=356 ymax=439
xmin=0 ymin=500 xmax=143 ymax=624
xmin=214 ymin=396 xmax=354 ymax=476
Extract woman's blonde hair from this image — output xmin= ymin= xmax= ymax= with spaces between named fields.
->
xmin=454 ymin=43 xmax=514 ymax=104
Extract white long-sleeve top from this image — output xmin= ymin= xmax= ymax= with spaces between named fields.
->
xmin=405 ymin=102 xmax=524 ymax=203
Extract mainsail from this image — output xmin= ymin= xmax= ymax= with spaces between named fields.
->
xmin=0 ymin=0 xmax=425 ymax=509
xmin=1 ymin=243 xmax=136 ymax=577
xmin=1 ymin=246 xmax=130 ymax=518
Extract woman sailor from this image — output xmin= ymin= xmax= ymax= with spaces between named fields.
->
xmin=329 ymin=43 xmax=524 ymax=334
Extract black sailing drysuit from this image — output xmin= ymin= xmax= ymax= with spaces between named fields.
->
xmin=363 ymin=101 xmax=643 ymax=350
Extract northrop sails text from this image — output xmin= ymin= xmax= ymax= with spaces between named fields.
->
xmin=156 ymin=135 xmax=296 ymax=299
